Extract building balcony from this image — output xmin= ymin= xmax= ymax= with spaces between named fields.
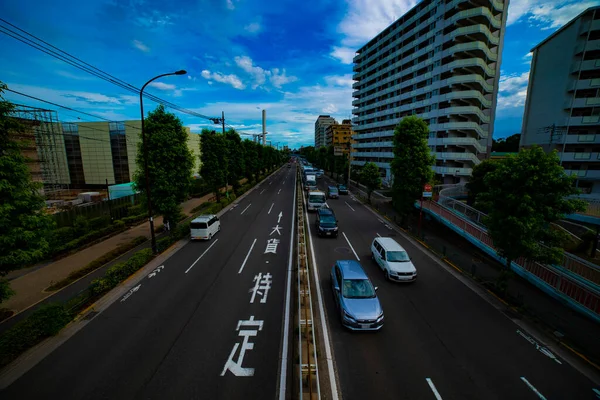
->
xmin=351 ymin=160 xmax=391 ymax=169
xmin=353 ymin=141 xmax=394 ymax=149
xmin=560 ymin=152 xmax=600 ymax=162
xmin=354 ymin=151 xmax=394 ymax=159
xmin=570 ymin=78 xmax=600 ymax=91
xmin=572 ymin=59 xmax=600 ymax=74
xmin=352 ymin=131 xmax=395 ymax=140
xmin=566 ymin=97 xmax=600 ymax=108
xmin=564 ymin=134 xmax=599 ymax=144
xmin=576 ymin=39 xmax=600 ymax=54
xmin=565 ymin=169 xmax=600 ymax=180
xmin=569 ymin=116 xmax=600 ymax=126
xmin=439 ymin=106 xmax=491 ymax=124
xmin=431 ymin=121 xmax=490 ymax=139
xmin=447 ymin=24 xmax=500 ymax=46
xmin=428 ymin=136 xmax=487 ymax=153
xmin=433 ymin=166 xmax=473 ymax=176
xmin=445 ymin=41 xmax=498 ymax=62
xmin=435 ymin=151 xmax=481 ymax=165
xmin=448 ymin=6 xmax=502 ymax=30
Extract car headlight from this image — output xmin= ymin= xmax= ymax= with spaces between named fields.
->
xmin=343 ymin=310 xmax=355 ymax=321
xmin=376 ymin=313 xmax=384 ymax=322
xmin=318 ymin=226 xmax=325 ymax=231
xmin=333 ymin=227 xmax=338 ymax=231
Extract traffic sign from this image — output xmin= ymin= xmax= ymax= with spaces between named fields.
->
xmin=422 ymin=183 xmax=433 ymax=198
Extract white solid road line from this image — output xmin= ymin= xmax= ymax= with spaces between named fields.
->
xmin=278 ymin=171 xmax=296 ymax=400
xmin=260 ymin=189 xmax=266 ymax=194
xmin=240 ymin=203 xmax=252 ymax=215
xmin=426 ymin=378 xmax=443 ymax=400
xmin=268 ymin=203 xmax=275 ymax=214
xmin=342 ymin=232 xmax=360 ymax=261
xmin=303 ymin=189 xmax=340 ymax=400
xmin=344 ymin=201 xmax=355 ymax=212
xmin=520 ymin=377 xmax=548 ymax=400
xmin=376 ymin=233 xmax=382 ymax=237
xmin=238 ymin=238 xmax=257 ymax=274
xmin=185 ymin=239 xmax=219 ymax=274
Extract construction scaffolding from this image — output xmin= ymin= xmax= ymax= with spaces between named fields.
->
xmin=10 ymin=105 xmax=70 ymax=199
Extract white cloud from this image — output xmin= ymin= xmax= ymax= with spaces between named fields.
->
xmin=323 ymin=104 xmax=338 ymax=113
xmin=148 ymin=81 xmax=176 ymax=90
xmin=269 ymin=68 xmax=298 ymax=88
xmin=324 ymin=74 xmax=354 ymax=88
xmin=132 ymin=39 xmax=150 ymax=53
xmin=496 ymin=71 xmax=530 ymax=110
xmin=55 ymin=70 xmax=95 ymax=81
xmin=200 ymin=69 xmax=246 ymax=89
xmin=234 ymin=55 xmax=297 ymax=89
xmin=244 ymin=22 xmax=261 ymax=33
xmin=330 ymin=47 xmax=357 ymax=64
xmin=226 ymin=0 xmax=238 ymax=10
xmin=507 ymin=0 xmax=598 ymax=28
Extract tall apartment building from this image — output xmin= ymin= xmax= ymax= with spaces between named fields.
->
xmin=352 ymin=0 xmax=508 ymax=183
xmin=325 ymin=119 xmax=354 ymax=152
xmin=314 ymin=115 xmax=336 ymax=148
xmin=520 ymin=6 xmax=600 ymax=197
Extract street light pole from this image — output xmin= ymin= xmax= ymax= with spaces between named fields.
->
xmin=140 ymin=69 xmax=186 ymax=254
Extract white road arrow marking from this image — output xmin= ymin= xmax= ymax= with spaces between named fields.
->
xmin=278 ymin=211 xmax=283 ymax=223
xmin=120 ymin=284 xmax=141 ymax=302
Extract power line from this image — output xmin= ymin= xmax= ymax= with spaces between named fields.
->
xmin=0 ymin=18 xmax=221 ymax=123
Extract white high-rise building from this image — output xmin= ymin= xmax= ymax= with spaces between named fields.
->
xmin=314 ymin=115 xmax=336 ymax=149
xmin=351 ymin=0 xmax=508 ymax=184
xmin=521 ymin=6 xmax=600 ymax=198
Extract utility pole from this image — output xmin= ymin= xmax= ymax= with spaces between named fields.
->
xmin=222 ymin=111 xmax=229 ymax=199
xmin=222 ymin=111 xmax=225 ymax=135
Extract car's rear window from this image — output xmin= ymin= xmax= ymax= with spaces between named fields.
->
xmin=191 ymin=222 xmax=208 ymax=229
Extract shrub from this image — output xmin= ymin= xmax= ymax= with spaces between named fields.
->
xmin=0 ymin=303 xmax=71 ymax=368
xmin=88 ymin=216 xmax=111 ymax=230
xmin=46 ymin=236 xmax=147 ymax=291
xmin=191 ymin=202 xmax=211 ymax=214
xmin=51 ymin=226 xmax=75 ymax=247
xmin=156 ymin=236 xmax=173 ymax=253
xmin=89 ymin=248 xmax=154 ymax=297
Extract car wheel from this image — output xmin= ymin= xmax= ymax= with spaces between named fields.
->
xmin=209 ymin=233 xmax=212 ymax=240
xmin=384 ymin=270 xmax=391 ymax=281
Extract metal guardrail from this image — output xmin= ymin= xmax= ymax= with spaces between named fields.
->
xmin=419 ymin=200 xmax=600 ymax=322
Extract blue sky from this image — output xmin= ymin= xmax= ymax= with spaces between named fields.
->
xmin=1 ymin=0 xmax=599 ymax=149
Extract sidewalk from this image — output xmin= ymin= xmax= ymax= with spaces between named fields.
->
xmin=1 ymin=192 xmax=217 ymax=316
xmin=346 ymin=181 xmax=600 ymax=366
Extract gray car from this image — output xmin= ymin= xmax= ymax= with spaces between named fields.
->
xmin=330 ymin=260 xmax=384 ymax=331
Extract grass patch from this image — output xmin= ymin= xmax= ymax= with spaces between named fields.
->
xmin=46 ymin=236 xmax=148 ymax=292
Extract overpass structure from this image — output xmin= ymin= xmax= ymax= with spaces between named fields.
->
xmin=417 ymin=184 xmax=600 ymax=323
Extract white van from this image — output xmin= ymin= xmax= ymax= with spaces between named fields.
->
xmin=190 ymin=214 xmax=220 ymax=240
xmin=371 ymin=237 xmax=417 ymax=282
xmin=305 ymin=174 xmax=317 ymax=191
xmin=307 ymin=191 xmax=328 ymax=211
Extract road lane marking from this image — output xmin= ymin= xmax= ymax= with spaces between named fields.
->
xmin=593 ymin=388 xmax=600 ymax=398
xmin=376 ymin=233 xmax=382 ymax=237
xmin=278 ymin=171 xmax=296 ymax=400
xmin=345 ymin=201 xmax=355 ymax=211
xmin=426 ymin=378 xmax=443 ymax=400
xmin=516 ymin=330 xmax=562 ymax=364
xmin=120 ymin=284 xmax=141 ymax=302
xmin=238 ymin=239 xmax=257 ymax=274
xmin=342 ymin=232 xmax=360 ymax=261
xmin=185 ymin=239 xmax=219 ymax=274
xmin=278 ymin=211 xmax=283 ymax=223
xmin=303 ymin=188 xmax=339 ymax=400
xmin=260 ymin=189 xmax=266 ymax=194
xmin=240 ymin=203 xmax=252 ymax=215
xmin=278 ymin=189 xmax=281 ymax=195
xmin=268 ymin=203 xmax=275 ymax=214
xmin=520 ymin=377 xmax=547 ymax=399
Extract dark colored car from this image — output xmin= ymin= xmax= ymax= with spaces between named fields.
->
xmin=338 ymin=184 xmax=348 ymax=195
xmin=316 ymin=208 xmax=338 ymax=237
xmin=330 ymin=260 xmax=384 ymax=331
xmin=327 ymin=186 xmax=339 ymax=199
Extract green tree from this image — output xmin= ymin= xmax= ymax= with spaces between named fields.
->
xmin=242 ymin=140 xmax=259 ymax=182
xmin=477 ymin=146 xmax=586 ymax=272
xmin=0 ymin=82 xmax=54 ymax=302
xmin=133 ymin=105 xmax=194 ymax=229
xmin=492 ymin=133 xmax=521 ymax=153
xmin=225 ymin=129 xmax=245 ymax=192
xmin=466 ymin=159 xmax=499 ymax=209
xmin=200 ymin=129 xmax=228 ymax=202
xmin=390 ymin=116 xmax=435 ymax=217
xmin=361 ymin=162 xmax=382 ymax=203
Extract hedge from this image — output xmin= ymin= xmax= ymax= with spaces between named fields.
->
xmin=89 ymin=248 xmax=154 ymax=297
xmin=0 ymin=303 xmax=71 ymax=368
xmin=46 ymin=236 xmax=148 ymax=292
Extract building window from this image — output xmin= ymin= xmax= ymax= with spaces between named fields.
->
xmin=62 ymin=124 xmax=85 ymax=186
xmin=109 ymin=121 xmax=130 ymax=184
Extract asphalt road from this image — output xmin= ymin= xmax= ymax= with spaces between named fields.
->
xmin=309 ymin=175 xmax=598 ymax=400
xmin=2 ymin=165 xmax=297 ymax=400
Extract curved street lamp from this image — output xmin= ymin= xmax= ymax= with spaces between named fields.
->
xmin=140 ymin=70 xmax=186 ymax=253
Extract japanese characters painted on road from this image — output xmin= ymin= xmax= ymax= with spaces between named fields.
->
xmin=221 ymin=316 xmax=264 ymax=377
xmin=270 ymin=224 xmax=282 ymax=236
xmin=423 ymin=183 xmax=433 ymax=198
xmin=249 ymin=272 xmax=273 ymax=304
xmin=265 ymin=238 xmax=280 ymax=254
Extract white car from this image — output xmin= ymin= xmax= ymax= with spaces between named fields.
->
xmin=371 ymin=237 xmax=417 ymax=282
xmin=190 ymin=214 xmax=221 ymax=240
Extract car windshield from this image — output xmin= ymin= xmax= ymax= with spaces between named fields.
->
xmin=309 ymin=194 xmax=325 ymax=203
xmin=320 ymin=215 xmax=336 ymax=225
xmin=387 ymin=250 xmax=410 ymax=262
xmin=339 ymin=185 xmax=347 ymax=190
xmin=329 ymin=187 xmax=338 ymax=192
xmin=342 ymin=279 xmax=376 ymax=299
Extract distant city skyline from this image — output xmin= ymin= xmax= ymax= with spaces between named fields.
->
xmin=1 ymin=0 xmax=597 ymax=149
